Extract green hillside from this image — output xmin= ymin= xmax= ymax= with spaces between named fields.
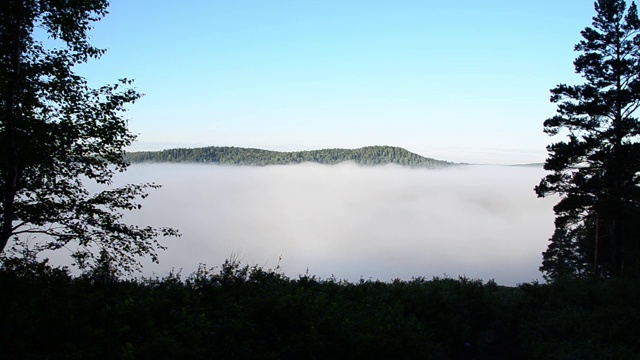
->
xmin=125 ymin=145 xmax=453 ymax=168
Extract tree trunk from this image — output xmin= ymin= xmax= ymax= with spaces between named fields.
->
xmin=0 ymin=96 xmax=18 ymax=255
xmin=612 ymin=219 xmax=623 ymax=276
xmin=0 ymin=1 xmax=23 ymax=254
xmin=594 ymin=215 xmax=600 ymax=274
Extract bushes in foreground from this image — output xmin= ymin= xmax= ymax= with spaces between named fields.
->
xmin=1 ymin=258 xmax=639 ymax=359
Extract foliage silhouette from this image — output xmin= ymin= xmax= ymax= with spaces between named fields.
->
xmin=536 ymin=0 xmax=640 ymax=279
xmin=0 ymin=0 xmax=178 ymax=273
xmin=1 ymin=258 xmax=639 ymax=359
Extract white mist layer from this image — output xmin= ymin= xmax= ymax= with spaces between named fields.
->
xmin=56 ymin=163 xmax=558 ymax=285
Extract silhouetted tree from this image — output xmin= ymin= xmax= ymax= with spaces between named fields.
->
xmin=0 ymin=0 xmax=178 ymax=273
xmin=536 ymin=0 xmax=640 ymax=278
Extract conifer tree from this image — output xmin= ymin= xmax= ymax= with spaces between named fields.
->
xmin=536 ymin=0 xmax=640 ymax=278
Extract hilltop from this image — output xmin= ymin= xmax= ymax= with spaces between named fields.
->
xmin=125 ymin=145 xmax=454 ymax=168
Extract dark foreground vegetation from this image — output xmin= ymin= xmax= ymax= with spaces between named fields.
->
xmin=1 ymin=259 xmax=639 ymax=360
xmin=125 ymin=145 xmax=453 ymax=168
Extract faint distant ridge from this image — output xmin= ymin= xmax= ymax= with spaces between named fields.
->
xmin=508 ymin=163 xmax=544 ymax=168
xmin=125 ymin=145 xmax=453 ymax=168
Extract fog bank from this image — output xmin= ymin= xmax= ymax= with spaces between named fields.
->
xmin=75 ymin=163 xmax=559 ymax=285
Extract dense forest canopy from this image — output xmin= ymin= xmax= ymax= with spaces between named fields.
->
xmin=125 ymin=145 xmax=454 ymax=168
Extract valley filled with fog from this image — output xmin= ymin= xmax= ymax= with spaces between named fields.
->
xmin=88 ymin=163 xmax=556 ymax=285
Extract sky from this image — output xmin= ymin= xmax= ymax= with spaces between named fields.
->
xmin=74 ymin=0 xmax=596 ymax=164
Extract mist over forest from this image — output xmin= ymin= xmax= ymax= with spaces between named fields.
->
xmin=67 ymin=163 xmax=556 ymax=285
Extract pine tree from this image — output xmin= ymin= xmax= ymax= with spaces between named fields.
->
xmin=536 ymin=0 xmax=640 ymax=278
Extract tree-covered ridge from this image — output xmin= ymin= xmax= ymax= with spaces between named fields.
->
xmin=125 ymin=145 xmax=454 ymax=167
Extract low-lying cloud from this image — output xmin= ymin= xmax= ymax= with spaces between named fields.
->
xmin=59 ymin=163 xmax=558 ymax=285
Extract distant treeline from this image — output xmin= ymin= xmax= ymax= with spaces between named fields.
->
xmin=125 ymin=145 xmax=453 ymax=167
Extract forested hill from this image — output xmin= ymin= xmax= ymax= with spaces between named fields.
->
xmin=125 ymin=146 xmax=453 ymax=167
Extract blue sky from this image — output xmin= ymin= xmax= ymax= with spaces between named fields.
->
xmin=75 ymin=0 xmax=595 ymax=164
